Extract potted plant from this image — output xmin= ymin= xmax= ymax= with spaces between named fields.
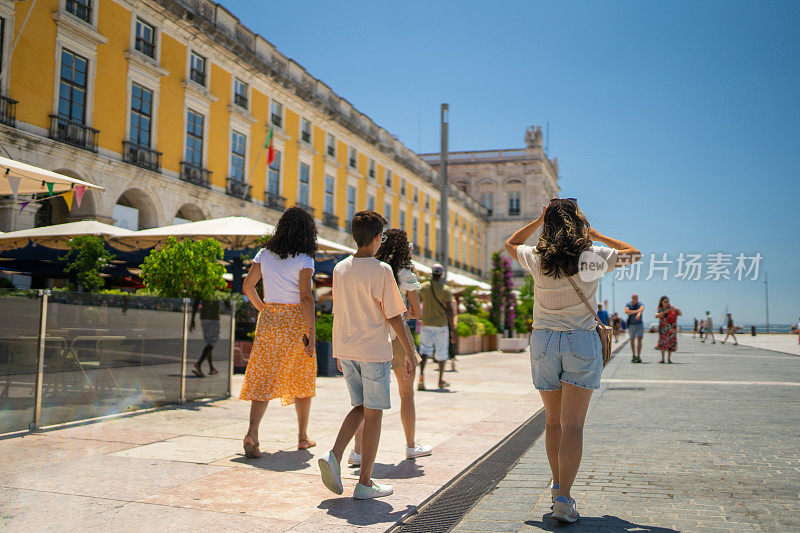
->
xmin=315 ymin=313 xmax=340 ymax=376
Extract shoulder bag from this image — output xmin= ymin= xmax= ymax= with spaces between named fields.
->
xmin=429 ymin=282 xmax=457 ymax=358
xmin=567 ymin=277 xmax=613 ymax=367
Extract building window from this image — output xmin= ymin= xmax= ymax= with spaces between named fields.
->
xmin=399 ymin=209 xmax=406 ymax=232
xmin=367 ymin=194 xmax=375 ymax=211
xmin=185 ymin=109 xmax=204 ymax=166
xmin=346 ymin=186 xmax=356 ymax=227
xmin=190 ymin=51 xmax=206 ymax=86
xmin=129 ymin=83 xmax=152 ymax=147
xmin=267 ymin=150 xmax=281 ymax=195
xmin=58 ymin=49 xmax=88 ymax=124
xmin=412 ymin=216 xmax=418 ymax=246
xmin=301 ymin=118 xmax=312 ymax=143
xmin=66 ymin=0 xmax=92 ymax=23
xmin=230 ymin=130 xmax=246 ymax=180
xmin=135 ymin=18 xmax=156 ymax=58
xmin=368 ymin=159 xmax=376 ymax=179
xmin=298 ymin=162 xmax=310 ymax=206
xmin=424 ymin=222 xmax=430 ymax=251
xmin=385 ymin=202 xmax=392 ymax=227
xmin=270 ymin=100 xmax=283 ymax=128
xmin=509 ymin=191 xmax=521 ymax=216
xmin=480 ymin=192 xmax=494 ymax=216
xmin=348 ymin=146 xmax=357 ymax=169
xmin=413 ymin=189 xmax=418 ymax=204
xmin=400 ymin=178 xmax=406 ymax=196
xmin=324 ymin=174 xmax=335 ymax=215
xmin=424 ymin=195 xmax=430 ymax=210
xmin=385 ymin=169 xmax=392 ymax=188
xmin=234 ymin=79 xmax=248 ymax=109
xmin=326 ymin=133 xmax=336 ymax=157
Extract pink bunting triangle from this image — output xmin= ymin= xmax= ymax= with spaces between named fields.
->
xmin=19 ymin=200 xmax=30 ymax=213
xmin=7 ymin=175 xmax=20 ymax=195
xmin=74 ymin=185 xmax=86 ymax=207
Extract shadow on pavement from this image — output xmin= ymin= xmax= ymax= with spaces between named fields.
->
xmin=228 ymin=449 xmax=313 ymax=471
xmin=525 ymin=514 xmax=680 ymax=531
xmin=318 ymin=498 xmax=414 ymax=526
xmin=371 ymin=459 xmax=425 ymax=480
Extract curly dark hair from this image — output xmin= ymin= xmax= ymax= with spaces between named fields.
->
xmin=375 ymin=228 xmax=414 ymax=282
xmin=265 ymin=206 xmax=318 ymax=259
xmin=535 ymin=198 xmax=592 ymax=278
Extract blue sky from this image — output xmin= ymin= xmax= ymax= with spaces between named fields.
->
xmin=225 ymin=0 xmax=800 ymax=325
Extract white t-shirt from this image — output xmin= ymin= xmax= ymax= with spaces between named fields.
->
xmin=252 ymin=248 xmax=314 ymax=304
xmin=517 ymin=244 xmax=618 ymax=331
xmin=396 ymin=267 xmax=421 ymax=298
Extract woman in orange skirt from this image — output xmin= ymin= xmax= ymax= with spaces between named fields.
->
xmin=240 ymin=207 xmax=318 ymax=457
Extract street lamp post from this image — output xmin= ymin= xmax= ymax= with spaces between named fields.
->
xmin=764 ymin=270 xmax=770 ymax=334
xmin=438 ymin=104 xmax=449 ymax=273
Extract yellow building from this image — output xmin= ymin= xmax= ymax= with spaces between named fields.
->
xmin=0 ymin=0 xmax=493 ymax=278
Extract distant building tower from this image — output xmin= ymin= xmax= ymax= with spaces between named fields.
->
xmin=419 ymin=125 xmax=560 ymax=282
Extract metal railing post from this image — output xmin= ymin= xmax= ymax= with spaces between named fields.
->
xmin=31 ymin=290 xmax=49 ymax=431
xmin=228 ymin=299 xmax=235 ymax=397
xmin=179 ymin=298 xmax=189 ymax=404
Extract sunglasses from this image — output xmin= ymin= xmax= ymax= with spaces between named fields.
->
xmin=380 ymin=233 xmax=388 ymax=244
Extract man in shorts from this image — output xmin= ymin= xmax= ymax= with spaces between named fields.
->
xmin=625 ymin=293 xmax=644 ymax=363
xmin=417 ymin=264 xmax=455 ymax=390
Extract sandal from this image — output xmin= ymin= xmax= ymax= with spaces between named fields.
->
xmin=243 ymin=436 xmax=262 ymax=458
xmin=209 ymin=368 xmax=219 ymax=375
xmin=298 ymin=439 xmax=317 ymax=450
xmin=438 ymin=381 xmax=450 ymax=389
xmin=192 ymin=364 xmax=204 ymax=378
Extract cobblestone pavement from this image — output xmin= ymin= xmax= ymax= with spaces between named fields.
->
xmin=455 ymin=334 xmax=800 ymax=532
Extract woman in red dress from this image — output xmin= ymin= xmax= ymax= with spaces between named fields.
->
xmin=655 ymin=296 xmax=681 ymax=363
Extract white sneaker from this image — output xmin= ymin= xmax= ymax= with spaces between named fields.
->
xmin=348 ymin=450 xmax=361 ymax=466
xmin=552 ymin=496 xmax=579 ymax=523
xmin=406 ymin=442 xmax=433 ymax=459
xmin=318 ymin=451 xmax=343 ymax=495
xmin=353 ymin=480 xmax=393 ymax=499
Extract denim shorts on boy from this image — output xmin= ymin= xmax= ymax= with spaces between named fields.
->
xmin=340 ymin=359 xmax=392 ymax=410
xmin=529 ymin=329 xmax=603 ymax=391
xmin=628 ymin=322 xmax=645 ymax=339
xmin=420 ymin=326 xmax=449 ymax=362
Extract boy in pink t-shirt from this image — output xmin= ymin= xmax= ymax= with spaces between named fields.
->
xmin=318 ymin=211 xmax=416 ymax=500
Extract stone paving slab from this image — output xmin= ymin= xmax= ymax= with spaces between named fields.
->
xmin=455 ymin=333 xmax=800 ymax=532
xmin=0 ymin=350 xmax=543 ymax=531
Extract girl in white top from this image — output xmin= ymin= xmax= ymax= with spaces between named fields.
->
xmin=349 ymin=228 xmax=432 ymax=464
xmin=240 ymin=207 xmax=318 ymax=457
xmin=505 ymin=198 xmax=640 ymax=523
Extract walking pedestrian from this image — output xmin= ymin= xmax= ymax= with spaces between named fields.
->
xmin=190 ymin=298 xmax=220 ymax=377
xmin=692 ymin=317 xmax=699 ymax=338
xmin=349 ymin=228 xmax=432 ymax=467
xmin=611 ymin=312 xmax=622 ymax=343
xmin=240 ymin=207 xmax=318 ymax=457
xmin=722 ymin=313 xmax=738 ymax=345
xmin=625 ymin=294 xmax=645 ymax=362
xmin=417 ymin=264 xmax=456 ymax=391
xmin=655 ymin=296 xmax=681 ymax=363
xmin=505 ymin=197 xmax=640 ymax=523
xmin=318 ymin=211 xmax=416 ymax=500
xmin=701 ymin=311 xmax=716 ymax=344
xmin=597 ymin=303 xmax=609 ymax=326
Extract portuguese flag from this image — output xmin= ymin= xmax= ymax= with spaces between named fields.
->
xmin=265 ymin=126 xmax=275 ymax=165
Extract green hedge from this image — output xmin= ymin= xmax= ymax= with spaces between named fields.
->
xmin=316 ymin=313 xmax=333 ymax=342
xmin=456 ymin=313 xmax=498 ymax=337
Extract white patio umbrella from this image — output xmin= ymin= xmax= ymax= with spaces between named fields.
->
xmin=0 ymin=156 xmax=104 ymax=195
xmin=410 ymin=260 xmax=490 ymax=289
xmin=0 ymin=220 xmax=135 ymax=251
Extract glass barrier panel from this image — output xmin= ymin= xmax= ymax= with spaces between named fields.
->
xmin=185 ymin=299 xmax=232 ymax=401
xmin=0 ymin=291 xmax=42 ymax=434
xmin=40 ymin=292 xmax=185 ymax=427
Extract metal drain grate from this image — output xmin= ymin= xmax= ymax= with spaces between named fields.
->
xmin=607 ymin=386 xmax=646 ymax=391
xmin=387 ymin=408 xmax=546 ymax=533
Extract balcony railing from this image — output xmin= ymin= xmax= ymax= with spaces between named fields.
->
xmin=66 ymin=0 xmax=92 ymax=22
xmin=326 ymin=145 xmax=335 ymax=157
xmin=301 ymin=131 xmax=311 ymax=143
xmin=349 ymin=158 xmax=357 ymax=169
xmin=0 ymin=95 xmax=18 ymax=127
xmin=190 ymin=68 xmax=206 ymax=86
xmin=226 ymin=177 xmax=252 ymax=200
xmin=368 ymin=169 xmax=375 ymax=179
xmin=271 ymin=114 xmax=282 ymax=128
xmin=509 ymin=207 xmax=521 ymax=216
xmin=265 ymin=192 xmax=286 ymax=211
xmin=122 ymin=141 xmax=162 ymax=172
xmin=296 ymin=203 xmax=315 ymax=216
xmin=322 ymin=212 xmax=339 ymax=229
xmin=49 ymin=115 xmax=99 ymax=152
xmin=135 ymin=37 xmax=155 ymax=58
xmin=234 ymin=93 xmax=248 ymax=109
xmin=180 ymin=161 xmax=211 ymax=188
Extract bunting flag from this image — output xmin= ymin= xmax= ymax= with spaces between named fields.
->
xmin=63 ymin=190 xmax=75 ymax=210
xmin=19 ymin=200 xmax=30 ymax=213
xmin=45 ymin=182 xmax=55 ymax=196
xmin=265 ymin=126 xmax=275 ymax=165
xmin=7 ymin=175 xmax=20 ymax=195
xmin=74 ymin=185 xmax=86 ymax=207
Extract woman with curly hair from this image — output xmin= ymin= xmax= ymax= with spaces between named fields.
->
xmin=347 ymin=228 xmax=432 ymax=466
xmin=240 ymin=206 xmax=318 ymax=457
xmin=505 ymin=198 xmax=640 ymax=523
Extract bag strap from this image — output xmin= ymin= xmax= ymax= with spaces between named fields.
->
xmin=429 ymin=281 xmax=449 ymax=315
xmin=566 ymin=276 xmax=605 ymax=328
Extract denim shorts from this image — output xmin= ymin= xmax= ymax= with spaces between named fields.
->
xmin=339 ymin=359 xmax=392 ymax=410
xmin=420 ymin=326 xmax=449 ymax=362
xmin=529 ymin=329 xmax=603 ymax=391
xmin=628 ymin=323 xmax=645 ymax=339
